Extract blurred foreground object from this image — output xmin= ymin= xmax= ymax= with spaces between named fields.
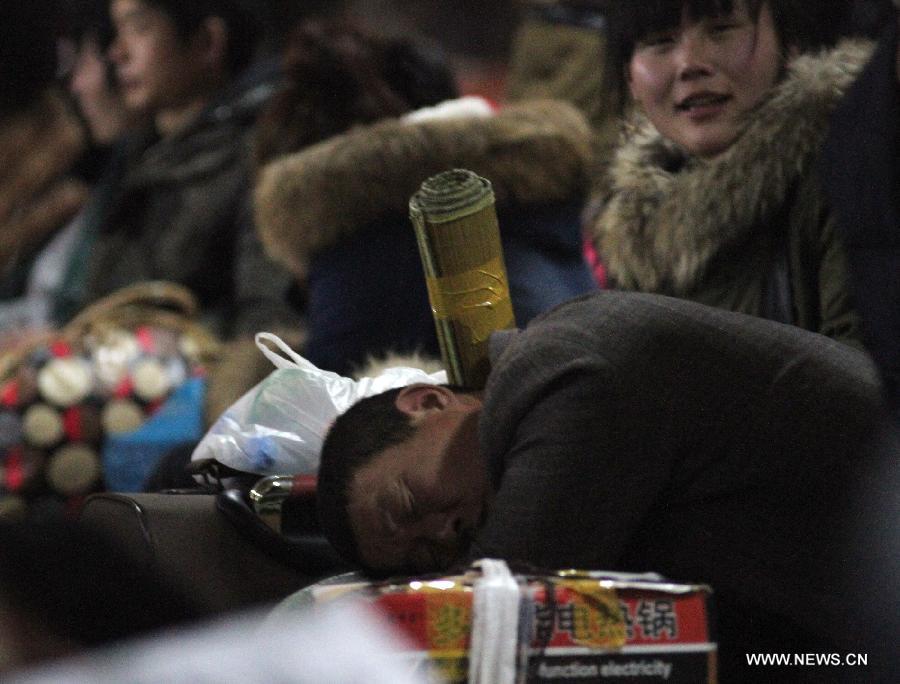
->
xmin=278 ymin=560 xmax=716 ymax=684
xmin=0 ymin=516 xmax=204 ymax=675
xmin=8 ymin=602 xmax=424 ymax=684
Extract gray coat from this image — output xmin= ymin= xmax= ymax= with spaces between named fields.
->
xmin=474 ymin=291 xmax=899 ymax=679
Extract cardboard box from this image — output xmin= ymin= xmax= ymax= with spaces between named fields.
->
xmin=313 ymin=570 xmax=716 ymax=683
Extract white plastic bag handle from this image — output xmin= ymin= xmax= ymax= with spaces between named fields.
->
xmin=255 ymin=332 xmax=322 ymax=371
xmin=193 ymin=333 xmax=448 ymax=476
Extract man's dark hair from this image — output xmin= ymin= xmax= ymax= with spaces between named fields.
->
xmin=605 ymin=0 xmax=852 ymax=103
xmin=316 ymin=387 xmax=415 ymax=568
xmin=141 ymin=0 xmax=263 ymax=75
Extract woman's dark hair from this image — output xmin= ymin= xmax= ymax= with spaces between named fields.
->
xmin=316 ymin=386 xmax=415 ymax=570
xmin=141 ymin=0 xmax=262 ymax=75
xmin=605 ymin=0 xmax=851 ymax=103
xmin=61 ymin=0 xmax=115 ymax=49
xmin=253 ymin=18 xmax=457 ymax=166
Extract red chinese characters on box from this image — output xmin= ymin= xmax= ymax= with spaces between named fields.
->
xmin=363 ymin=573 xmax=716 ymax=683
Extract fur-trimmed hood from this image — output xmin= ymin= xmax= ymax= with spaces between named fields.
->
xmin=254 ymin=99 xmax=594 ymax=280
xmin=589 ymin=40 xmax=875 ymax=293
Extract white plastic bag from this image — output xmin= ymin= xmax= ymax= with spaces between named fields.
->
xmin=191 ymin=333 xmax=447 ymax=476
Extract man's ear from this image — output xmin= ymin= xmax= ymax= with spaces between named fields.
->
xmin=193 ymin=16 xmax=229 ymax=73
xmin=394 ymin=384 xmax=453 ymax=418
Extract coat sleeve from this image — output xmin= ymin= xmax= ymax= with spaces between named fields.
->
xmin=790 ymin=167 xmax=863 ymax=347
xmin=814 ymin=211 xmax=864 ymax=346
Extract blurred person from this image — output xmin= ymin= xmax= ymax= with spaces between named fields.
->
xmin=7 ymin=600 xmax=425 ymax=684
xmin=345 ymin=0 xmax=518 ymax=103
xmin=11 ymin=0 xmax=140 ymax=334
xmin=253 ymin=18 xmax=597 ymax=377
xmin=585 ymin=0 xmax=871 ymax=345
xmin=504 ymin=1 xmax=620 ymax=286
xmin=823 ymin=0 xmax=900 ymax=417
xmin=55 ymin=0 xmax=301 ymax=337
xmin=69 ymin=38 xmax=125 ymax=146
xmin=505 ymin=1 xmax=620 ymax=161
xmin=107 ymin=0 xmax=254 ymax=133
xmin=0 ymin=2 xmax=90 ymax=345
xmin=66 ymin=10 xmax=132 ymax=150
xmin=316 ymin=290 xmax=900 ymax=681
xmin=0 ymin=518 xmax=204 ymax=675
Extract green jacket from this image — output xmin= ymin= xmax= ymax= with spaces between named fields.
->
xmin=589 ymin=41 xmax=875 ymax=346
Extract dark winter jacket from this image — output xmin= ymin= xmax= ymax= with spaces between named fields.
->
xmin=824 ymin=19 xmax=900 ymax=416
xmin=475 ymin=290 xmax=900 ymax=680
xmin=69 ymin=66 xmax=300 ymax=338
xmin=589 ymin=41 xmax=875 ymax=346
xmin=255 ymin=99 xmax=598 ymax=375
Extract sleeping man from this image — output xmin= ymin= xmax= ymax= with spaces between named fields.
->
xmin=316 ymin=291 xmax=899 ymax=679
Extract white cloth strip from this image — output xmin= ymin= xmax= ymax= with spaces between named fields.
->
xmin=469 ymin=559 xmax=522 ymax=684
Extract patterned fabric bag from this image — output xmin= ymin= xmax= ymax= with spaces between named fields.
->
xmin=0 ymin=281 xmax=220 ymax=518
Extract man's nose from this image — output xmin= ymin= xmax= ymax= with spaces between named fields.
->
xmin=675 ymin=30 xmax=715 ymax=80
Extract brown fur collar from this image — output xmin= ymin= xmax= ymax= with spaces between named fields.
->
xmin=254 ymin=99 xmax=593 ymax=280
xmin=589 ymin=40 xmax=874 ymax=293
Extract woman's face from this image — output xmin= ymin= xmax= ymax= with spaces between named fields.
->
xmin=627 ymin=1 xmax=783 ymax=158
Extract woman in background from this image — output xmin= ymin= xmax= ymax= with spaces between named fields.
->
xmin=254 ymin=19 xmax=597 ymax=376
xmin=586 ymin=0 xmax=871 ymax=345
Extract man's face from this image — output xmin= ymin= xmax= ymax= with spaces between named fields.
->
xmin=107 ymin=0 xmax=208 ymax=115
xmin=627 ymin=0 xmax=783 ymax=158
xmin=347 ymin=412 xmax=489 ymax=574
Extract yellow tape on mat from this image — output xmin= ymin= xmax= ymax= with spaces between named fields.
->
xmin=425 ymin=256 xmax=515 ymax=344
